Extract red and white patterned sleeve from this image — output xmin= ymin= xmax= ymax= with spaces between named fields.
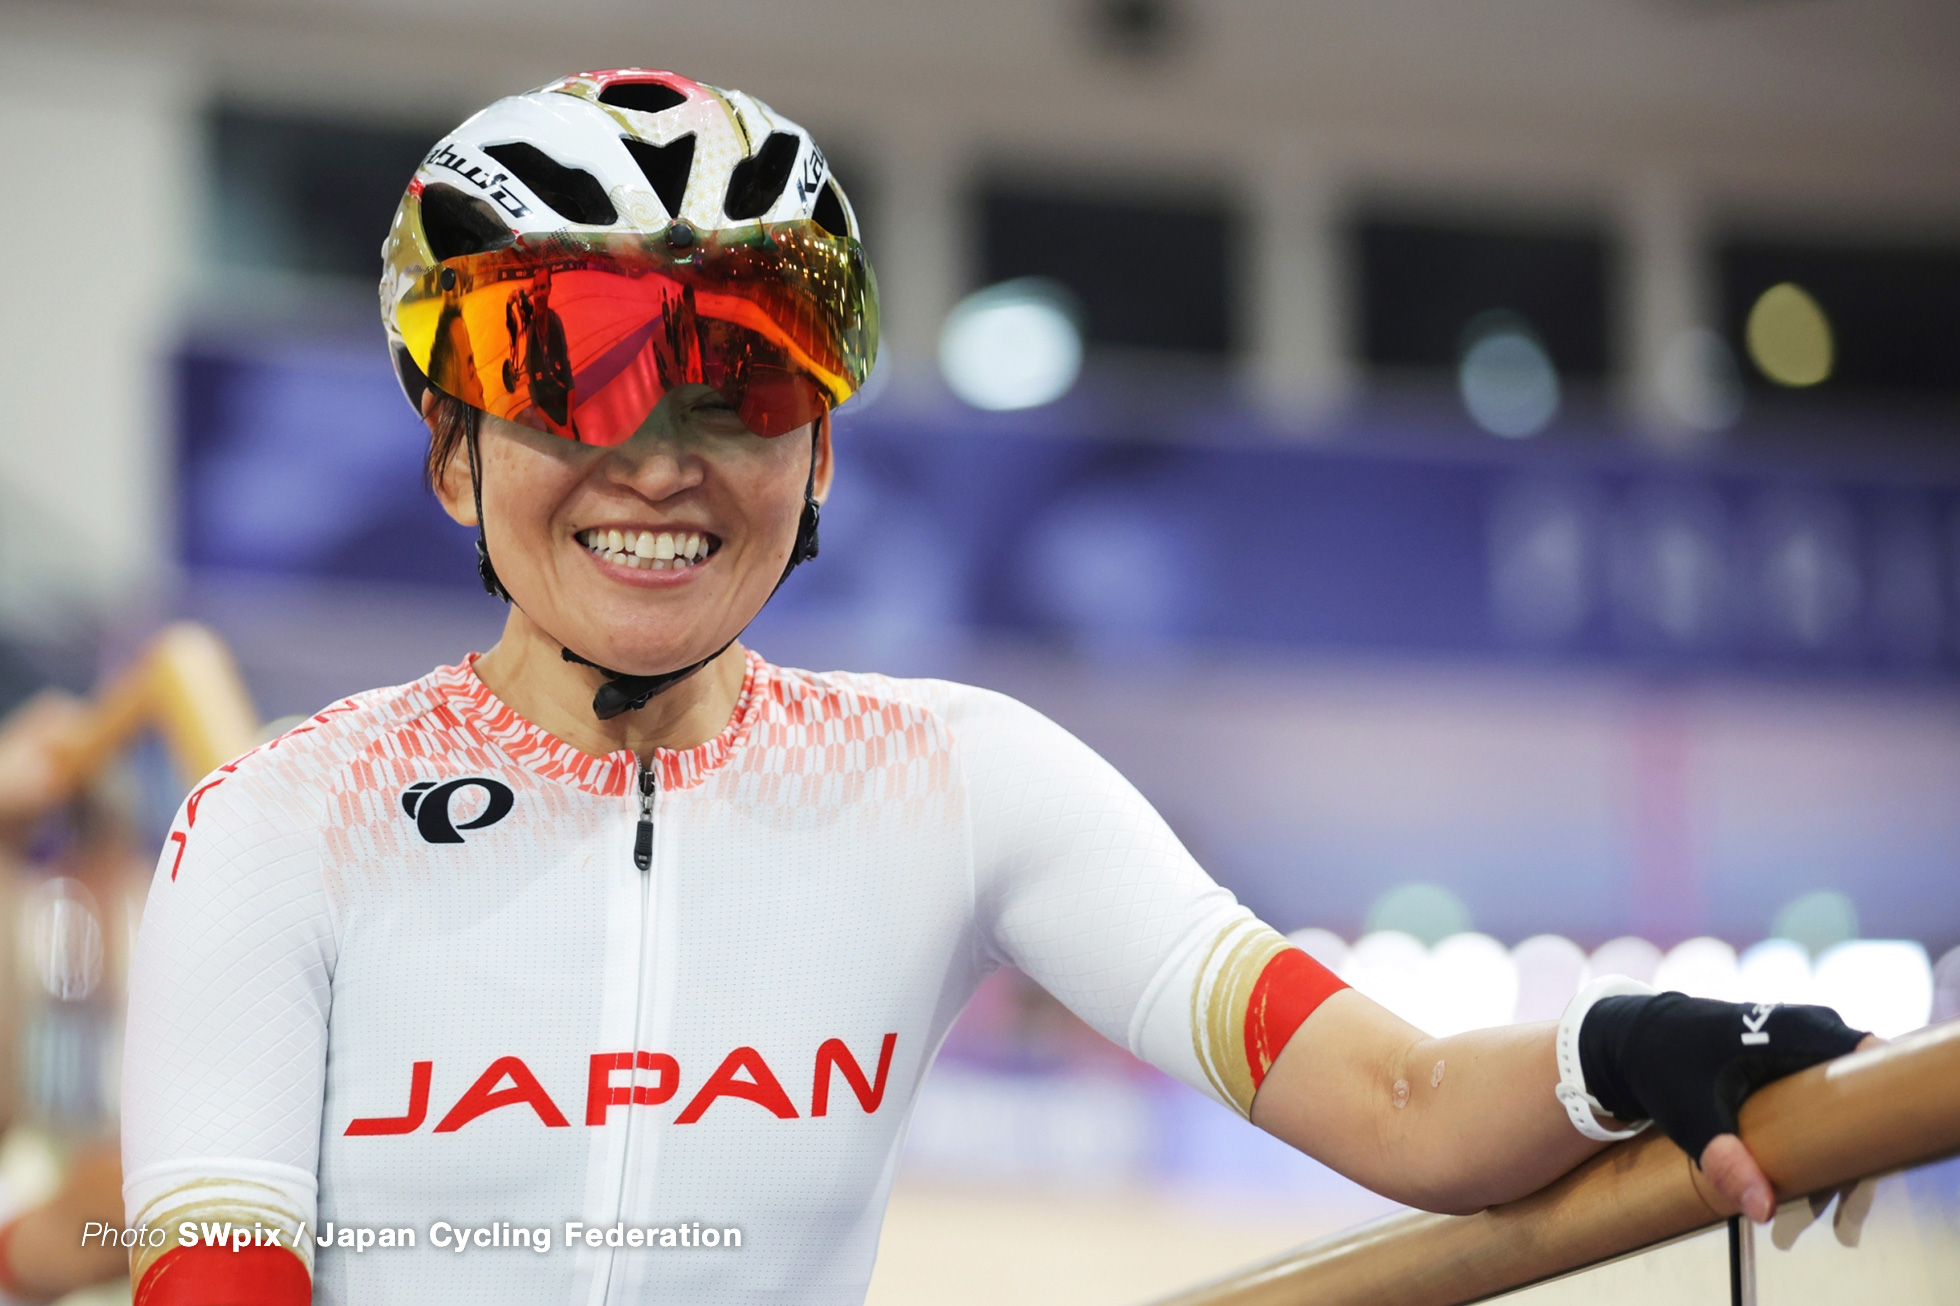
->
xmin=120 ymin=755 xmax=334 ymax=1304
xmin=951 ymin=685 xmax=1346 ymax=1117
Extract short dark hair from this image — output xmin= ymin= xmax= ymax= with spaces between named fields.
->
xmin=423 ymin=391 xmax=479 ymax=493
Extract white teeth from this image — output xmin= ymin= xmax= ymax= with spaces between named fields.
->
xmin=584 ymin=529 xmax=713 ymax=568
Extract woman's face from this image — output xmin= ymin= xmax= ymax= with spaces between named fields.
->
xmin=433 ymin=387 xmax=831 ymax=676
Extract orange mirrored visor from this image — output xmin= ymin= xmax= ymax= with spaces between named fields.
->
xmin=397 ymin=221 xmax=876 ymax=445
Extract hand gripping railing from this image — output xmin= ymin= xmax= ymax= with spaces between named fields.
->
xmin=49 ymin=621 xmax=260 ymax=794
xmin=1147 ymin=1019 xmax=1960 ymax=1306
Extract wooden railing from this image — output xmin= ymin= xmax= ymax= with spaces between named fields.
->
xmin=1147 ymin=1018 xmax=1960 ymax=1305
xmin=48 ymin=621 xmax=260 ymax=794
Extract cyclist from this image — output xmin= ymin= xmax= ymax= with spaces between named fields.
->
xmin=121 ymin=69 xmax=1870 ymax=1306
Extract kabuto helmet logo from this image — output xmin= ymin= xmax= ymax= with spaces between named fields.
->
xmin=402 ymin=778 xmax=515 ymax=844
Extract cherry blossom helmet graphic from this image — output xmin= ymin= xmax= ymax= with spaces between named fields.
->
xmin=377 ymin=69 xmax=879 ymax=717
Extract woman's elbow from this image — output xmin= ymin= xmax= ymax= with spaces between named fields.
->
xmin=1404 ymin=1186 xmax=1492 ymax=1218
xmin=1370 ymin=1171 xmax=1492 ymax=1217
xmin=1342 ymin=1144 xmax=1523 ymax=1215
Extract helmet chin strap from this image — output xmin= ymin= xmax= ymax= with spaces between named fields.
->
xmin=468 ymin=418 xmax=823 ymax=722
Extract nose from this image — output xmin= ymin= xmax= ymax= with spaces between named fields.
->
xmin=602 ymin=430 xmax=706 ymax=501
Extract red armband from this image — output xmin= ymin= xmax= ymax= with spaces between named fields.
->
xmin=1244 ymin=946 xmax=1347 ymax=1091
xmin=134 ymin=1243 xmax=310 ymax=1306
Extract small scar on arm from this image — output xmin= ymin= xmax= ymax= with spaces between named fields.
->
xmin=1391 ymin=1078 xmax=1410 ymax=1108
xmin=1431 ymin=1059 xmax=1445 ymax=1089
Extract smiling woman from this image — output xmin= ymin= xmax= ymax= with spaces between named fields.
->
xmin=120 ymin=67 xmax=1871 ymax=1306
xmin=422 ymin=381 xmax=829 ymax=737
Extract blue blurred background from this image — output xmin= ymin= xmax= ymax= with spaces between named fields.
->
xmin=2 ymin=2 xmax=1959 ymax=1299
xmin=174 ymin=341 xmax=1960 ymax=950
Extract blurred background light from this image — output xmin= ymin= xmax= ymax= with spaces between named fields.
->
xmin=1024 ymin=491 xmax=1185 ymax=658
xmin=1610 ymin=484 xmax=1730 ymax=649
xmin=1339 ymin=930 xmax=1429 ymax=1027
xmin=1589 ymin=937 xmax=1664 ymax=985
xmin=1935 ymin=946 xmax=1960 ymax=1024
xmin=1812 ymin=939 xmax=1932 ymax=1038
xmin=1364 ymin=883 xmax=1472 ymax=945
xmin=1753 ymin=489 xmax=1861 ymax=653
xmin=27 ymin=879 xmax=104 ymax=1004
xmin=1737 ymin=938 xmax=1815 ymax=1006
xmin=1286 ymin=927 xmax=1349 ymax=973
xmin=1511 ymin=934 xmax=1589 ymax=1022
xmin=1487 ymin=480 xmax=1599 ymax=645
xmin=1654 ymin=936 xmax=1743 ymax=1001
xmin=938 ymin=278 xmax=1084 ymax=410
xmin=1458 ymin=318 xmax=1560 ymax=437
xmin=1656 ymin=327 xmax=1744 ymax=433
xmin=1745 ymin=281 xmax=1833 ymax=387
xmin=1770 ymin=889 xmax=1860 ymax=956
xmin=1422 ymin=933 xmax=1519 ymax=1036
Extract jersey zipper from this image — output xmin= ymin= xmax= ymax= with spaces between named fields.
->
xmin=634 ymin=758 xmax=657 ymax=871
xmin=602 ymin=756 xmax=659 ymax=1304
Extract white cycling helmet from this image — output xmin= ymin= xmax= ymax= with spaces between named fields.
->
xmin=380 ymin=67 xmax=877 ymax=447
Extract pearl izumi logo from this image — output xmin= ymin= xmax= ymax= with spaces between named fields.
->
xmin=402 ymin=778 xmax=515 ymax=843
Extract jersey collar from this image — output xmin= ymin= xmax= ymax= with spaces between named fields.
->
xmin=429 ymin=649 xmax=771 ymax=797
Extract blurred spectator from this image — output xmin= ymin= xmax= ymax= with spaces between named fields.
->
xmin=0 ymin=693 xmax=130 ymax=1300
xmin=0 ymin=694 xmax=85 ymax=839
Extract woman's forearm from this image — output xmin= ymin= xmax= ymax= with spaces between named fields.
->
xmin=1249 ymin=990 xmax=1604 ymax=1214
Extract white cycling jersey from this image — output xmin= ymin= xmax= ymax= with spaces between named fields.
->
xmin=122 ymin=650 xmax=1342 ymax=1305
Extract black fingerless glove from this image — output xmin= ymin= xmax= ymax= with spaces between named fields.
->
xmin=1578 ymin=992 xmax=1866 ymax=1165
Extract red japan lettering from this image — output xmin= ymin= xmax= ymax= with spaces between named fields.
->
xmin=345 ymin=1061 xmax=432 ymax=1135
xmin=811 ymin=1034 xmax=898 ymax=1117
xmin=355 ymin=1037 xmax=901 ymax=1137
xmin=673 ymin=1047 xmax=798 ymax=1123
xmin=585 ymin=1051 xmax=679 ymax=1126
xmin=433 ymin=1056 xmax=569 ymax=1132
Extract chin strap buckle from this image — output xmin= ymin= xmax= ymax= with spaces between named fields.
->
xmin=791 ymin=496 xmax=820 ymax=566
xmin=475 ymin=536 xmax=510 ymax=602
xmin=560 ymin=644 xmax=732 ymax=720
xmin=1555 ymin=974 xmax=1658 ymax=1141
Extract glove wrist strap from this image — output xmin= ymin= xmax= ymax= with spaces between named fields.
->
xmin=1555 ymin=975 xmax=1658 ymax=1141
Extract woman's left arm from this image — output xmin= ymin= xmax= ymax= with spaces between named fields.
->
xmin=1250 ymin=987 xmax=1870 ymax=1221
xmin=947 ymin=685 xmax=1866 ymax=1224
xmin=1250 ymin=994 xmax=1597 ymax=1215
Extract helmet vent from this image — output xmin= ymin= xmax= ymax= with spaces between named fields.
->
xmin=482 ymin=142 xmax=617 ymax=226
xmin=598 ymin=80 xmax=688 ymax=115
xmin=812 ymin=179 xmax=850 ymax=239
xmin=722 ymin=132 xmax=799 ymax=221
xmin=419 ymin=183 xmax=515 ymax=261
xmin=621 ymin=134 xmax=696 ymax=219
